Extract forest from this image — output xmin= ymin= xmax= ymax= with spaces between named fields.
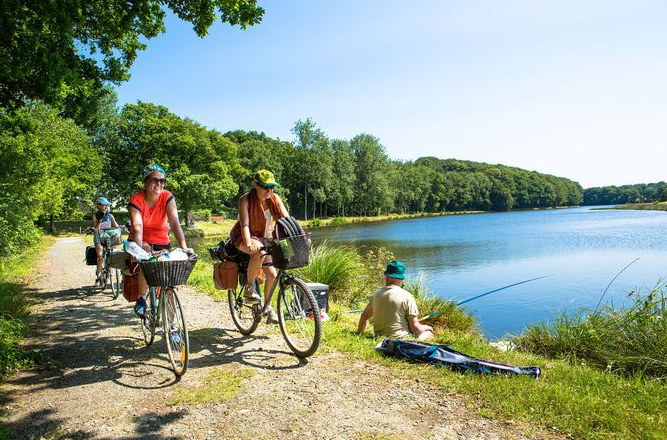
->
xmin=583 ymin=182 xmax=667 ymax=205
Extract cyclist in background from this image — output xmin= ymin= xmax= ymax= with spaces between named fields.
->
xmin=92 ymin=196 xmax=120 ymax=285
xmin=229 ymin=170 xmax=289 ymax=323
xmin=127 ymin=163 xmax=192 ymax=317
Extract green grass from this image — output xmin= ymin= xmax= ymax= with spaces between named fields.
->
xmin=168 ymin=366 xmax=255 ymax=405
xmin=514 ymin=286 xmax=667 ymax=378
xmin=0 ymin=235 xmax=55 ymax=379
xmin=322 ymin=317 xmax=667 ymax=440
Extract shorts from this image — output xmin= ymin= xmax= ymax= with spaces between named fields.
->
xmin=228 ymin=236 xmax=273 ymax=267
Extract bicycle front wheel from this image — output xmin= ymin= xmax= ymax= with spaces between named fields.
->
xmin=162 ymin=287 xmax=189 ymax=376
xmin=277 ymin=278 xmax=321 ymax=358
xmin=228 ymin=281 xmax=261 ymax=335
xmin=110 ymin=269 xmax=121 ymax=299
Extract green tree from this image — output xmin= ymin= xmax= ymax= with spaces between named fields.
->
xmin=350 ymin=134 xmax=390 ymax=216
xmin=0 ymin=104 xmax=101 ymax=256
xmin=0 ymin=1 xmax=264 ymax=125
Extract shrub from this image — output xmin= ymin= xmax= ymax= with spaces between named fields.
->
xmin=309 ymin=218 xmax=322 ymax=227
xmin=330 ymin=217 xmax=347 ymax=226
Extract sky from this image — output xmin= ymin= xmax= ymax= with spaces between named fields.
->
xmin=115 ymin=0 xmax=667 ymax=188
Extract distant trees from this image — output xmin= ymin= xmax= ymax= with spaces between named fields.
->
xmin=583 ymin=182 xmax=667 ymax=205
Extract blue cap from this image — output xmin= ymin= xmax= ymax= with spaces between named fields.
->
xmin=96 ymin=196 xmax=110 ymax=205
xmin=384 ymin=260 xmax=405 ymax=280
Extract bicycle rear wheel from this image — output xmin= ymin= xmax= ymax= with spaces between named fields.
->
xmin=162 ymin=287 xmax=189 ymax=376
xmin=277 ymin=277 xmax=322 ymax=358
xmin=141 ymin=288 xmax=157 ymax=346
xmin=228 ymin=277 xmax=262 ymax=335
xmin=109 ymin=269 xmax=121 ymax=299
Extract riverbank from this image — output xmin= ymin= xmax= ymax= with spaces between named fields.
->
xmin=185 ymin=240 xmax=667 ymax=440
xmin=609 ymin=201 xmax=667 ymax=211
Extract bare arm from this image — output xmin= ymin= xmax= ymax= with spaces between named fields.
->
xmin=274 ymin=194 xmax=290 ymax=218
xmin=92 ymin=214 xmax=99 ymax=229
xmin=408 ymin=316 xmax=434 ymax=338
xmin=357 ymin=302 xmax=374 ymax=333
xmin=238 ymin=194 xmax=258 ymax=252
xmin=166 ymin=198 xmax=188 ymax=250
xmin=111 ymin=214 xmax=119 ymax=228
xmin=128 ymin=207 xmax=146 ymax=251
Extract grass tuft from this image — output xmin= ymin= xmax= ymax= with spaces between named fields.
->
xmin=169 ymin=366 xmax=255 ymax=405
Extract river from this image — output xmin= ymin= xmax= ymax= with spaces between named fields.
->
xmin=310 ymin=207 xmax=667 ymax=338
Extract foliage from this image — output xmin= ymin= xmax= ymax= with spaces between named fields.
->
xmin=0 ymin=1 xmax=264 ymax=127
xmin=330 ymin=217 xmax=348 ymax=226
xmin=293 ymin=241 xmax=361 ymax=301
xmin=584 ymin=182 xmax=667 ymax=206
xmin=514 ymin=286 xmax=667 ymax=378
xmin=0 ymin=104 xmax=101 ymax=256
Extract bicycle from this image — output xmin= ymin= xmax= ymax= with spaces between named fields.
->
xmin=88 ymin=227 xmax=124 ymax=299
xmin=135 ymin=251 xmax=198 ymax=376
xmin=222 ymin=237 xmax=322 ymax=358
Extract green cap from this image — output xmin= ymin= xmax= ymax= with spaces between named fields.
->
xmin=254 ymin=170 xmax=280 ymax=188
xmin=384 ymin=260 xmax=405 ymax=280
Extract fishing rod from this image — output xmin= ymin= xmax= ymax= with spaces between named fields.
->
xmin=592 ymin=257 xmax=639 ymax=315
xmin=418 ymin=274 xmax=552 ymax=322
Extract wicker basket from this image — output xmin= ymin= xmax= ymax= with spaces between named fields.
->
xmin=270 ymin=233 xmax=311 ymax=270
xmin=98 ymin=228 xmax=123 ymax=247
xmin=139 ymin=256 xmax=198 ymax=287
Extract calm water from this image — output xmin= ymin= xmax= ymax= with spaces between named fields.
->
xmin=310 ymin=208 xmax=667 ymax=338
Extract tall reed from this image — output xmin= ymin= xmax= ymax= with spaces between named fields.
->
xmin=514 ymin=285 xmax=667 ymax=378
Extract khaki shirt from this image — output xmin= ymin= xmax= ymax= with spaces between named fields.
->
xmin=370 ymin=285 xmax=419 ymax=338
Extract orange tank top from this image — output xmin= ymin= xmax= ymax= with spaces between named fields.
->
xmin=127 ymin=190 xmax=174 ymax=245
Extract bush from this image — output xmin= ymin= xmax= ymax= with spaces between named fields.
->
xmin=514 ymin=286 xmax=667 ymax=378
xmin=308 ymin=218 xmax=322 ymax=227
xmin=330 ymin=217 xmax=347 ymax=226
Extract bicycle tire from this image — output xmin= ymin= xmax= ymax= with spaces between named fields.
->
xmin=110 ymin=269 xmax=121 ymax=299
xmin=228 ymin=278 xmax=262 ymax=335
xmin=277 ymin=277 xmax=322 ymax=358
xmin=162 ymin=287 xmax=189 ymax=376
xmin=141 ymin=288 xmax=157 ymax=346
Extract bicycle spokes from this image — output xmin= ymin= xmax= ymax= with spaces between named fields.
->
xmin=277 ymin=279 xmax=321 ymax=358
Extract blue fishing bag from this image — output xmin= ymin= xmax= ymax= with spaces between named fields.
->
xmin=376 ymin=339 xmax=541 ymax=379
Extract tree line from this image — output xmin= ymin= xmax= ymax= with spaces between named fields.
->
xmin=583 ymin=182 xmax=667 ymax=206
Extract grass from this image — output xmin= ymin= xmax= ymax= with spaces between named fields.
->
xmin=0 ymin=235 xmax=55 ymax=379
xmin=322 ymin=316 xmax=667 ymax=440
xmin=514 ymin=285 xmax=667 ymax=378
xmin=168 ymin=366 xmax=255 ymax=405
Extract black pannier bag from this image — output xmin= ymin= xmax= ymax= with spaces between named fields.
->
xmin=85 ymin=245 xmax=97 ymax=265
xmin=270 ymin=216 xmax=311 ymax=270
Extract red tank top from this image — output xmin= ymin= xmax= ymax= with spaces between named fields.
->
xmin=127 ymin=190 xmax=174 ymax=245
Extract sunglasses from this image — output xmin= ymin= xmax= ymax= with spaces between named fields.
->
xmin=150 ymin=178 xmax=166 ymax=185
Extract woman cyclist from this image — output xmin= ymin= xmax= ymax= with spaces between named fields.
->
xmin=127 ymin=163 xmax=192 ymax=316
xmin=229 ymin=170 xmax=289 ymax=323
xmin=92 ymin=196 xmax=120 ymax=285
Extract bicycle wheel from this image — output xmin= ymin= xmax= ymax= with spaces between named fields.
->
xmin=277 ymin=277 xmax=322 ymax=358
xmin=109 ymin=269 xmax=121 ymax=299
xmin=141 ymin=288 xmax=157 ymax=346
xmin=162 ymin=287 xmax=189 ymax=376
xmin=228 ymin=278 xmax=262 ymax=335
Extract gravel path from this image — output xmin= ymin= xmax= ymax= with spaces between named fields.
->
xmin=0 ymin=237 xmax=557 ymax=440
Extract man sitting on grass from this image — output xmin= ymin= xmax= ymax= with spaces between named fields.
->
xmin=357 ymin=260 xmax=434 ymax=341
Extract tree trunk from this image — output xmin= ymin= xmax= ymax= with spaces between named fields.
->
xmin=303 ymin=182 xmax=308 ymax=220
xmin=49 ymin=214 xmax=54 ymax=234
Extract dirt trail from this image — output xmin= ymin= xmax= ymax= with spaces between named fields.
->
xmin=1 ymin=237 xmax=551 ymax=440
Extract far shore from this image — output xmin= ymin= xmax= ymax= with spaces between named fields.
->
xmin=591 ymin=201 xmax=667 ymax=212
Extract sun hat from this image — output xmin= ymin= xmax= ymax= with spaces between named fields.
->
xmin=384 ymin=260 xmax=406 ymax=280
xmin=96 ymin=196 xmax=110 ymax=206
xmin=142 ymin=163 xmax=166 ymax=180
xmin=253 ymin=170 xmax=280 ymax=188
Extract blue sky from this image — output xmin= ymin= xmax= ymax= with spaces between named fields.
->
xmin=116 ymin=0 xmax=667 ymax=188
